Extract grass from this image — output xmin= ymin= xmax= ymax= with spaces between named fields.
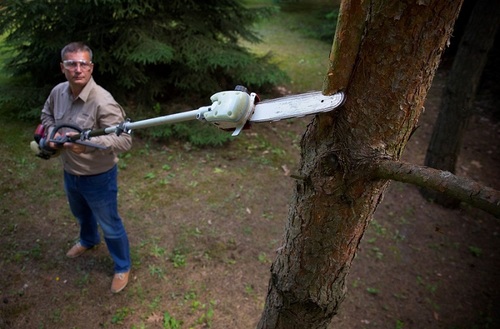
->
xmin=243 ymin=1 xmax=336 ymax=92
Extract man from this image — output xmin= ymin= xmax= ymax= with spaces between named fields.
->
xmin=41 ymin=42 xmax=132 ymax=293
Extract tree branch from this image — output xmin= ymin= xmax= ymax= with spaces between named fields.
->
xmin=323 ymin=0 xmax=369 ymax=95
xmin=373 ymin=160 xmax=500 ymax=218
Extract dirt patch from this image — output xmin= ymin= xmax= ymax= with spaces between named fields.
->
xmin=0 ymin=70 xmax=499 ymax=328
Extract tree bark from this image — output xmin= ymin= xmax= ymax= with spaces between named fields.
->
xmin=421 ymin=0 xmax=500 ymax=207
xmin=258 ymin=1 xmax=463 ymax=328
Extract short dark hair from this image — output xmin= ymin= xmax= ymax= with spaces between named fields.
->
xmin=61 ymin=42 xmax=93 ymax=61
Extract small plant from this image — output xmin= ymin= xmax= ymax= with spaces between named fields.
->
xmin=191 ymin=300 xmax=202 ymax=311
xmin=370 ymin=247 xmax=384 ymax=260
xmin=150 ymin=244 xmax=166 ymax=258
xmin=195 ymin=300 xmax=216 ymax=328
xmin=144 ymin=172 xmax=156 ymax=179
xmin=75 ymin=272 xmax=90 ymax=288
xmin=170 ymin=248 xmax=186 ymax=268
xmin=468 ymin=245 xmax=482 ymax=257
xmin=149 ymin=296 xmax=162 ymax=311
xmin=213 ymin=167 xmax=224 ymax=174
xmin=50 ymin=309 xmax=62 ymax=324
xmin=184 ymin=290 xmax=197 ymax=302
xmin=159 ymin=176 xmax=174 ymax=185
xmin=370 ymin=220 xmax=387 ymax=236
xmin=187 ymin=180 xmax=199 ymax=188
xmin=244 ymin=284 xmax=254 ymax=295
xmin=393 ymin=229 xmax=406 ymax=241
xmin=258 ymin=252 xmax=270 ymax=263
xmin=416 ymin=275 xmax=439 ymax=295
xmin=148 ymin=265 xmax=166 ymax=279
xmin=242 ymin=226 xmax=253 ymax=235
xmin=32 ymin=241 xmax=42 ymax=258
xmin=118 ymin=161 xmax=128 ymax=170
xmin=427 ymin=282 xmax=438 ymax=294
xmin=111 ymin=307 xmax=132 ymax=324
xmin=366 ymin=287 xmax=380 ymax=295
xmin=262 ymin=212 xmax=274 ymax=220
xmin=393 ymin=292 xmax=407 ymax=300
xmin=163 ymin=311 xmax=181 ymax=329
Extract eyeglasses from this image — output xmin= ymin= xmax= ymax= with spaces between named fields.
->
xmin=62 ymin=60 xmax=93 ymax=71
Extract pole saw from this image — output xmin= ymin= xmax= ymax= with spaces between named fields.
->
xmin=31 ymin=86 xmax=345 ymax=159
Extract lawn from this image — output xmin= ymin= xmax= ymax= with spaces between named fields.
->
xmin=243 ymin=0 xmax=338 ymax=92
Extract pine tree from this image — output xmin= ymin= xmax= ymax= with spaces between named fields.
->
xmin=0 ymin=0 xmax=287 ymax=118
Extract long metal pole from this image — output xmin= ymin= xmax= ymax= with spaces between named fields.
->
xmin=107 ymin=106 xmax=210 ymax=134
xmin=70 ymin=106 xmax=210 ymax=142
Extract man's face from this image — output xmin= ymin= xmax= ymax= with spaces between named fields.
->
xmin=60 ymin=51 xmax=94 ymax=90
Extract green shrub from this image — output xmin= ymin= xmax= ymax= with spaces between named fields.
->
xmin=0 ymin=0 xmax=288 ymax=123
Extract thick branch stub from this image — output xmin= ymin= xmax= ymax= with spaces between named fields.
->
xmin=323 ymin=0 xmax=369 ymax=95
xmin=374 ymin=160 xmax=500 ymax=218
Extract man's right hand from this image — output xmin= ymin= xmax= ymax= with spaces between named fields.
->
xmin=48 ymin=132 xmax=64 ymax=149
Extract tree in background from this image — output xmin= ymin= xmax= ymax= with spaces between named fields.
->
xmin=421 ymin=0 xmax=500 ymax=207
xmin=0 ymin=0 xmax=287 ymax=118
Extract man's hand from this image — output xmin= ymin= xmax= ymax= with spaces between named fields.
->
xmin=48 ymin=131 xmax=64 ymax=150
xmin=64 ymin=132 xmax=87 ymax=154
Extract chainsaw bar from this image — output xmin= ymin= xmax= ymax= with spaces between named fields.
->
xmin=249 ymin=91 xmax=345 ymax=123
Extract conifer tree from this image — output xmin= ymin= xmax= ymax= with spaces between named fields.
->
xmin=0 ymin=0 xmax=286 ymax=116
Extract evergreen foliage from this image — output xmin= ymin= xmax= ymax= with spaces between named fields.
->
xmin=264 ymin=1 xmax=339 ymax=44
xmin=314 ymin=9 xmax=340 ymax=43
xmin=0 ymin=0 xmax=288 ymax=126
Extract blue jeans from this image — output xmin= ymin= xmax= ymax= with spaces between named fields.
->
xmin=64 ymin=165 xmax=130 ymax=273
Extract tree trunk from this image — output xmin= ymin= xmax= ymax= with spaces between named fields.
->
xmin=257 ymin=1 xmax=463 ymax=328
xmin=422 ymin=0 xmax=500 ymax=207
